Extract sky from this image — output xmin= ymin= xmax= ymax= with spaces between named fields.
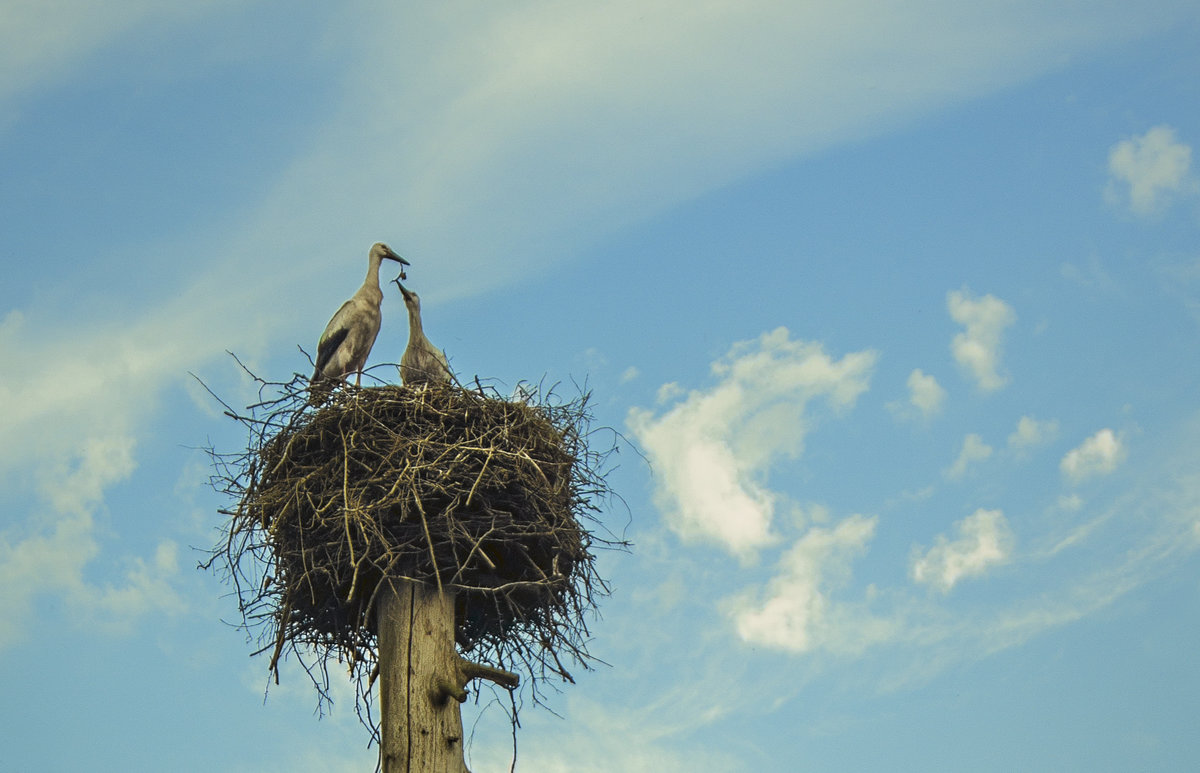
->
xmin=2 ymin=1 xmax=1200 ymax=771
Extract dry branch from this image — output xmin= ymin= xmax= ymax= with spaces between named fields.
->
xmin=201 ymin=364 xmax=627 ymax=735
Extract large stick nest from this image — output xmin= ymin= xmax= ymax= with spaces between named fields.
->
xmin=203 ymin=363 xmax=627 ymax=720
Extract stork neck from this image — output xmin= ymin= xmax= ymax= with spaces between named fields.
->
xmin=364 ymin=255 xmax=383 ymax=288
xmin=406 ymin=304 xmax=424 ymax=338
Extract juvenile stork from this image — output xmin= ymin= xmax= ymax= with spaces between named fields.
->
xmin=310 ymin=243 xmax=409 ymax=401
xmin=394 ymin=280 xmax=453 ymax=386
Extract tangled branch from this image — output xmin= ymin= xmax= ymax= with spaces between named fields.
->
xmin=200 ymin=360 xmax=628 ymax=737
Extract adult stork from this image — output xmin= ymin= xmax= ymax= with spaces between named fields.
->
xmin=309 ymin=242 xmax=409 ymax=401
xmin=394 ymin=280 xmax=453 ymax=386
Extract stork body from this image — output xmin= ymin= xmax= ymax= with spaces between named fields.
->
xmin=396 ymin=282 xmax=452 ymax=386
xmin=310 ymin=243 xmax=408 ymax=400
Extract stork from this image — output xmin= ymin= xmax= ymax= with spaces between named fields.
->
xmin=309 ymin=243 xmax=409 ymax=401
xmin=394 ymin=280 xmax=453 ymax=386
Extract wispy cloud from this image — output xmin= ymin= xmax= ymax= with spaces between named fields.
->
xmin=945 ymin=433 xmax=993 ymax=479
xmin=1061 ymin=428 xmax=1126 ymax=482
xmin=910 ymin=509 xmax=1014 ymax=593
xmin=1059 ymin=493 xmax=1085 ymax=511
xmin=0 ymin=294 xmax=230 ymax=650
xmin=469 ymin=688 xmax=743 ymax=773
xmin=0 ymin=2 xmax=233 ymax=116
xmin=0 ymin=434 xmax=183 ymax=648
xmin=628 ymin=328 xmax=875 ymax=559
xmin=169 ymin=1 xmax=1196 ymax=312
xmin=1008 ymin=415 xmax=1059 ymax=453
xmin=1106 ymin=125 xmax=1196 ymax=217
xmin=472 ymin=686 xmax=744 ymax=773
xmin=947 ymin=289 xmax=1016 ymax=391
xmin=0 ymin=432 xmax=137 ymax=643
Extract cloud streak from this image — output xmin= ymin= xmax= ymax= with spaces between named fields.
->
xmin=0 ymin=2 xmax=235 ymax=118
xmin=186 ymin=1 xmax=1196 ymax=311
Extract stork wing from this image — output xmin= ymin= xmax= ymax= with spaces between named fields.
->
xmin=315 ymin=327 xmax=350 ymax=374
xmin=315 ymin=300 xmax=355 ymax=375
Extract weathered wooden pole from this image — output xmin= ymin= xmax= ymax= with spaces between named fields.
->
xmin=377 ymin=579 xmax=469 ymax=773
xmin=376 ymin=579 xmax=520 ymax=773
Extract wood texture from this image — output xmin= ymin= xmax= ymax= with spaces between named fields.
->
xmin=377 ymin=580 xmax=469 ymax=773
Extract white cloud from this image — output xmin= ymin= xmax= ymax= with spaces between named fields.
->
xmin=908 ymin=368 xmax=947 ymax=417
xmin=655 ymin=382 xmax=685 ymax=403
xmin=736 ymin=413 xmax=1200 ymax=686
xmin=1106 ymin=125 xmax=1196 ymax=217
xmin=892 ymin=368 xmax=947 ymax=420
xmin=911 ymin=509 xmax=1014 ymax=593
xmin=731 ymin=514 xmax=879 ymax=653
xmin=1061 ymin=428 xmax=1126 ymax=482
xmin=1008 ymin=415 xmax=1059 ymax=452
xmin=628 ymin=328 xmax=876 ymax=559
xmin=945 ymin=433 xmax=993 ymax=479
xmin=948 ymin=289 xmax=1016 ymax=391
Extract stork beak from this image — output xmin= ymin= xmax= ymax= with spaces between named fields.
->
xmin=394 ymin=278 xmax=412 ymax=301
xmin=387 ymin=252 xmax=409 ymax=282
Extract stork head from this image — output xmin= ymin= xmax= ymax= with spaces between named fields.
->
xmin=369 ymin=242 xmax=410 ymax=267
xmin=394 ymin=280 xmax=421 ymax=312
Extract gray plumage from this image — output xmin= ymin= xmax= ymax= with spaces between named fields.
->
xmin=310 ymin=243 xmax=408 ymax=400
xmin=396 ymin=281 xmax=452 ymax=386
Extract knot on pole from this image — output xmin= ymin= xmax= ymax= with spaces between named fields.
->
xmin=431 ymin=655 xmax=521 ymax=706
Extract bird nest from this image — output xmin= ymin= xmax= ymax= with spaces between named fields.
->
xmin=202 ymin=362 xmax=626 ymax=721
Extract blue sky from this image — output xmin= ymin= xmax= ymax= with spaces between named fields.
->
xmin=3 ymin=2 xmax=1200 ymax=771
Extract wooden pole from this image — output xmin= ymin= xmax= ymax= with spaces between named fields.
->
xmin=376 ymin=579 xmax=522 ymax=772
xmin=377 ymin=579 xmax=469 ymax=773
